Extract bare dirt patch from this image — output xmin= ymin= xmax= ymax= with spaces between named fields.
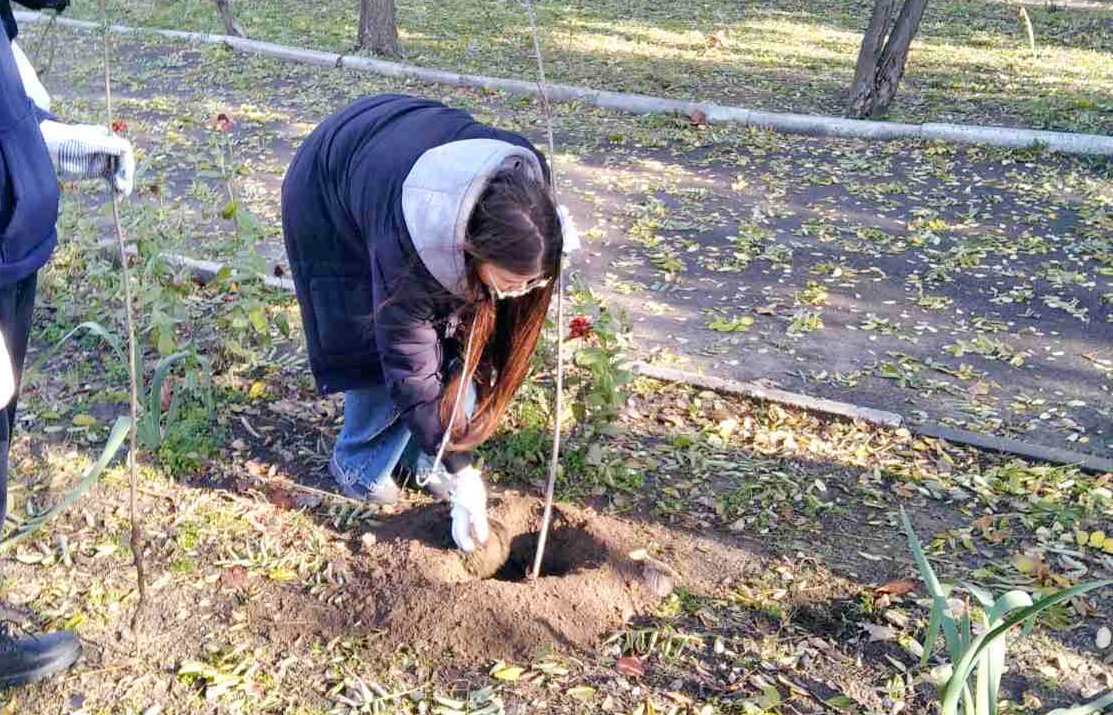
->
xmin=353 ymin=491 xmax=752 ymax=663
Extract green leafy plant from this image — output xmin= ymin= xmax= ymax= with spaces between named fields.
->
xmin=137 ymin=350 xmax=214 ymax=452
xmin=901 ymin=509 xmax=1111 ymax=715
xmin=567 ymin=283 xmax=632 ymax=426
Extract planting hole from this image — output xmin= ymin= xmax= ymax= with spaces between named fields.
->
xmin=492 ymin=524 xmax=604 ymax=582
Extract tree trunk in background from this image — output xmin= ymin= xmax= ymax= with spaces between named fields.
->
xmin=358 ymin=0 xmax=401 ymax=56
xmin=847 ymin=0 xmax=929 ymax=118
xmin=213 ymin=0 xmax=246 ymax=38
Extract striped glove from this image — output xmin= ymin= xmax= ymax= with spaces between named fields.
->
xmin=39 ymin=121 xmax=135 ymax=196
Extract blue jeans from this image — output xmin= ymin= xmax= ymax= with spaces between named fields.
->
xmin=332 ymin=382 xmax=476 ymax=491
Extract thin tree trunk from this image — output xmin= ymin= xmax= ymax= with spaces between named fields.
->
xmin=847 ymin=0 xmax=928 ymax=119
xmin=214 ymin=0 xmax=245 ymax=38
xmin=847 ymin=0 xmax=899 ymax=117
xmin=358 ymin=0 xmax=400 ymax=56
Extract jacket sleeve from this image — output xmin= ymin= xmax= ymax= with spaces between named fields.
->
xmin=370 ymin=252 xmax=472 ymax=473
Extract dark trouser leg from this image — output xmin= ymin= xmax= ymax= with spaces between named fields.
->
xmin=0 ymin=272 xmax=39 ymax=531
xmin=0 ymin=272 xmax=82 ymax=690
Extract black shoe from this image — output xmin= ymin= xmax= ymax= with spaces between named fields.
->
xmin=0 ymin=624 xmax=81 ymax=688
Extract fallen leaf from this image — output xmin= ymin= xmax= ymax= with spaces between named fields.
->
xmin=567 ymin=686 xmax=596 ymax=702
xmin=71 ymin=414 xmax=97 ymax=428
xmin=219 ymin=566 xmax=248 ymax=590
xmin=863 ymin=623 xmax=897 ymax=642
xmin=266 ymin=487 xmax=296 ymax=510
xmin=489 ymin=662 xmax=525 ymax=682
xmin=875 ymin=579 xmax=917 ymax=597
xmin=616 ymin=655 xmax=646 ymax=678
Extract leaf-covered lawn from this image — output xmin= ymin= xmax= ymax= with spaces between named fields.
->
xmin=56 ymin=0 xmax=1113 ymax=134
xmin=26 ymin=23 xmax=1113 ymax=458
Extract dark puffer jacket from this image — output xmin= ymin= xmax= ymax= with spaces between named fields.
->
xmin=0 ymin=8 xmax=59 ymax=289
xmin=281 ymin=94 xmax=548 ymax=472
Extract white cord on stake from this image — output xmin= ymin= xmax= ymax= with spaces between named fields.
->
xmin=422 ymin=322 xmax=476 ymax=486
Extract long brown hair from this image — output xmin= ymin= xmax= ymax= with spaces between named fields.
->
xmin=439 ymin=165 xmax=561 ymax=451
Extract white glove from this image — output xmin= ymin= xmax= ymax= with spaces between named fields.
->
xmin=449 ymin=466 xmax=490 ymax=553
xmin=39 ymin=120 xmax=135 ymax=196
xmin=10 ymin=40 xmax=51 ymax=113
xmin=0 ymin=331 xmax=14 ymax=410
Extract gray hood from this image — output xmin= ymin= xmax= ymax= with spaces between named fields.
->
xmin=402 ymin=138 xmax=545 ymax=297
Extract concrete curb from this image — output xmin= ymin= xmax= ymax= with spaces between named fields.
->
xmin=630 ymin=362 xmax=904 ymax=428
xmin=17 ymin=11 xmax=1113 ymax=157
xmin=631 ymin=363 xmax=1112 ymax=474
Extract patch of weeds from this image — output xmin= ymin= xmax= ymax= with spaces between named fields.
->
xmin=605 ymin=624 xmax=703 ymax=661
xmin=178 ymin=647 xmax=266 ymax=705
xmin=567 ymin=283 xmax=633 ymax=426
xmin=989 ymin=284 xmax=1034 ymax=306
xmin=731 ymin=585 xmax=788 ymax=623
xmin=859 ymin=314 xmax=902 ymax=335
xmin=787 ymin=309 xmax=823 ymax=337
xmin=1041 ymin=294 xmax=1088 ymax=321
xmin=944 ymin=336 xmax=1029 ymax=367
xmin=795 ymin=281 xmax=829 ymax=307
xmin=706 ymin=312 xmax=755 ymax=333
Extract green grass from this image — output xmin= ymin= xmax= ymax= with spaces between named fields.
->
xmin=61 ymin=0 xmax=1113 ymax=133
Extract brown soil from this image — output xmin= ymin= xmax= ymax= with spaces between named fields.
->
xmin=351 ymin=491 xmax=754 ymax=663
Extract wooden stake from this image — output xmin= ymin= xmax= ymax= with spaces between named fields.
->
xmin=98 ymin=0 xmax=146 ymax=627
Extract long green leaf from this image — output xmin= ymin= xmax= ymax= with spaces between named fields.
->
xmin=941 ymin=580 xmax=1113 ymax=715
xmin=984 ymin=631 xmax=1006 ymax=715
xmin=903 ymin=510 xmax=963 ymax=662
xmin=987 ymin=591 xmax=1033 ymax=622
xmin=902 ymin=508 xmax=947 ymax=597
xmin=974 ymin=649 xmax=989 ymax=715
xmin=138 ymin=350 xmax=212 ymax=450
xmin=26 ymin=321 xmax=124 ymax=378
xmin=941 ymin=597 xmax=963 ymax=663
xmin=1046 ymin=690 xmax=1113 ymax=715
xmin=922 ymin=598 xmax=944 ymax=666
xmin=0 ymin=416 xmax=131 ymax=551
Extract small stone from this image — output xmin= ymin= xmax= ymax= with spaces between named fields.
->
xmin=360 ymin=533 xmax=377 ymax=553
xmin=884 ymin=609 xmax=910 ymax=628
xmin=1097 ymin=626 xmax=1112 ymax=650
xmin=643 ymin=564 xmax=674 ymax=598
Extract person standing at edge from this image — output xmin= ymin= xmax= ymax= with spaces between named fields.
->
xmin=1 ymin=0 xmax=134 ymax=687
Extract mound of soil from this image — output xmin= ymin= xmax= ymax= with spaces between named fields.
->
xmin=353 ymin=492 xmax=676 ymax=662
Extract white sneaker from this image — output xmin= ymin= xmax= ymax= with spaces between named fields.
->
xmin=329 ymin=456 xmax=402 ymax=505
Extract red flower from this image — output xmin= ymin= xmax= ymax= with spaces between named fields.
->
xmin=110 ymin=119 xmax=128 ymax=134
xmin=567 ymin=315 xmax=593 ymax=340
xmin=213 ymin=112 xmax=235 ymax=133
